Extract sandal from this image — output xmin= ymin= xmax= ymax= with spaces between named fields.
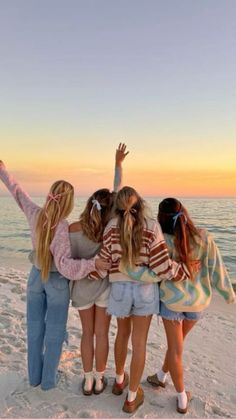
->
xmin=93 ymin=376 xmax=108 ymax=395
xmin=176 ymin=391 xmax=192 ymax=414
xmin=122 ymin=387 xmax=144 ymax=414
xmin=82 ymin=377 xmax=94 ymax=396
xmin=147 ymin=373 xmax=166 ymax=388
xmin=112 ymin=372 xmax=129 ymax=395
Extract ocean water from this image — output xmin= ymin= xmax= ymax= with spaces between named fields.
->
xmin=0 ymin=197 xmax=235 ymax=282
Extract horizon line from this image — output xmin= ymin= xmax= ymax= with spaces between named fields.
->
xmin=1 ymin=194 xmax=236 ymax=199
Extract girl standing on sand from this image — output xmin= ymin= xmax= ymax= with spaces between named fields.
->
xmin=0 ymin=160 xmax=108 ymax=391
xmin=90 ymin=187 xmax=191 ymax=414
xmin=68 ymin=143 xmax=128 ymax=395
xmin=147 ymin=198 xmax=236 ymax=414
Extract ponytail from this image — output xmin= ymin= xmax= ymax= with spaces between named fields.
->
xmin=158 ymin=198 xmax=201 ymax=281
xmin=115 ymin=186 xmax=146 ymax=268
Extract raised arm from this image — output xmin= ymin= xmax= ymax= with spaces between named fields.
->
xmin=208 ymin=235 xmax=236 ymax=303
xmin=113 ymin=143 xmax=129 ymax=192
xmin=0 ymin=160 xmax=40 ymax=221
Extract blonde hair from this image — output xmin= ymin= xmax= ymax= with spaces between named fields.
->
xmin=115 ymin=186 xmax=146 ymax=268
xmin=36 ymin=180 xmax=74 ymax=281
xmin=80 ymin=189 xmax=115 ymax=242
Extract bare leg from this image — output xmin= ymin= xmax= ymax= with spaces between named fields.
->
xmin=94 ymin=306 xmax=111 ymax=372
xmin=162 ymin=319 xmax=197 ymax=373
xmin=79 ymin=306 xmax=95 ymax=372
xmin=129 ymin=315 xmax=152 ymax=392
xmin=114 ymin=317 xmax=132 ymax=375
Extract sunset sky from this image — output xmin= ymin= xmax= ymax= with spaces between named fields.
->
xmin=0 ymin=0 xmax=236 ymax=197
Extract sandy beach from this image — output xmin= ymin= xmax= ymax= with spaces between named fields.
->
xmin=0 ymin=266 xmax=235 ymax=418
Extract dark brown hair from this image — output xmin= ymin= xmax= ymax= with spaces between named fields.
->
xmin=80 ymin=189 xmax=115 ymax=242
xmin=158 ymin=198 xmax=200 ymax=279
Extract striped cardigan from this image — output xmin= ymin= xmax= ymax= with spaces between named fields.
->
xmin=89 ymin=217 xmax=190 ymax=282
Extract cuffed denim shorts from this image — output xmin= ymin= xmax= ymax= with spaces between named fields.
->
xmin=160 ymin=301 xmax=202 ymax=322
xmin=107 ymin=281 xmax=159 ymax=318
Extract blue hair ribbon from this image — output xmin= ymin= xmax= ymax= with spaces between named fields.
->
xmin=172 ymin=211 xmax=187 ymax=228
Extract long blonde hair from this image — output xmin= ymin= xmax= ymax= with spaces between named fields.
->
xmin=80 ymin=189 xmax=115 ymax=242
xmin=115 ymin=186 xmax=146 ymax=268
xmin=36 ymin=180 xmax=74 ymax=281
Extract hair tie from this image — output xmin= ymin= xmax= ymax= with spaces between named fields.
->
xmin=172 ymin=211 xmax=187 ymax=228
xmin=43 ymin=193 xmax=62 ymax=230
xmin=124 ymin=208 xmax=136 ymax=217
xmin=90 ymin=199 xmax=102 ymax=215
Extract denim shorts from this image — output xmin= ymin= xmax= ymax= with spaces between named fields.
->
xmin=160 ymin=301 xmax=202 ymax=322
xmin=107 ymin=281 xmax=159 ymax=318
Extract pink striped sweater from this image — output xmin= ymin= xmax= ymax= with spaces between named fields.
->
xmin=0 ymin=165 xmax=95 ymax=280
xmin=90 ymin=217 xmax=190 ymax=283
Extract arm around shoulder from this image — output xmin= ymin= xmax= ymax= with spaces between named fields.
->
xmin=51 ymin=220 xmax=96 ymax=280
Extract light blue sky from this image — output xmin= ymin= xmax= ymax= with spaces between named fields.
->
xmin=0 ymin=1 xmax=236 ymax=196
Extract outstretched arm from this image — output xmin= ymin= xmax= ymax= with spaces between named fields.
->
xmin=113 ymin=143 xmax=129 ymax=192
xmin=0 ymin=160 xmax=40 ymax=221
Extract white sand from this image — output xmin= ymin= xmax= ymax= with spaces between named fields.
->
xmin=0 ymin=267 xmax=235 ymax=418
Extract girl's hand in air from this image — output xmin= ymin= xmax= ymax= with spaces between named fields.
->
xmin=116 ymin=143 xmax=129 ymax=166
xmin=0 ymin=160 xmax=6 ymax=169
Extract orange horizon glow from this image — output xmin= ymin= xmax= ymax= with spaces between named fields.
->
xmin=0 ymin=164 xmax=235 ymax=198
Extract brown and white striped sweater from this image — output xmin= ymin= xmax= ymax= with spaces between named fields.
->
xmin=90 ymin=217 xmax=190 ymax=283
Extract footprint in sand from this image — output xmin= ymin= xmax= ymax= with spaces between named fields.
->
xmin=11 ymin=285 xmax=23 ymax=294
xmin=205 ymin=401 xmax=231 ymax=418
xmin=149 ymin=399 xmax=165 ymax=408
xmin=0 ymin=277 xmax=9 ymax=284
xmin=77 ymin=411 xmax=97 ymax=418
xmin=1 ymin=345 xmax=12 ymax=355
xmin=0 ymin=317 xmax=11 ymax=329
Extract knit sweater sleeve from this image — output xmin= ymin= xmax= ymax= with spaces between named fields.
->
xmin=89 ymin=223 xmax=112 ymax=280
xmin=50 ymin=220 xmax=96 ymax=280
xmin=149 ymin=222 xmax=190 ymax=282
xmin=0 ymin=165 xmax=40 ymax=222
xmin=208 ymin=236 xmax=236 ymax=303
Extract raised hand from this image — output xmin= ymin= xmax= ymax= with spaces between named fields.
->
xmin=115 ymin=143 xmax=129 ymax=166
xmin=0 ymin=160 xmax=5 ymax=169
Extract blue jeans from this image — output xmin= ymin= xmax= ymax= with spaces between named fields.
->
xmin=27 ymin=266 xmax=70 ymax=390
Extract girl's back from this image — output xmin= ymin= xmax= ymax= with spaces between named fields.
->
xmin=69 ymin=229 xmax=109 ymax=308
xmin=160 ymin=227 xmax=235 ymax=312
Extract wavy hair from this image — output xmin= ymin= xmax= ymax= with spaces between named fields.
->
xmin=79 ymin=189 xmax=116 ymax=242
xmin=158 ymin=197 xmax=200 ymax=279
xmin=36 ymin=180 xmax=74 ymax=281
xmin=115 ymin=186 xmax=146 ymax=268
